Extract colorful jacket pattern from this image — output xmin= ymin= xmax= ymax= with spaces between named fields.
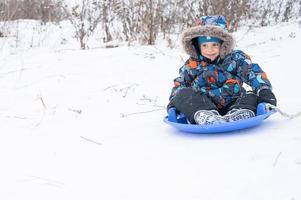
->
xmin=170 ymin=50 xmax=272 ymax=109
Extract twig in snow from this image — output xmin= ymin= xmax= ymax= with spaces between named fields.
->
xmin=37 ymin=95 xmax=47 ymax=109
xmin=68 ymin=108 xmax=82 ymax=114
xmin=0 ymin=68 xmax=28 ymax=77
xmin=104 ymin=83 xmax=139 ymax=98
xmin=25 ymin=176 xmax=64 ymax=188
xmin=120 ymin=108 xmax=165 ymax=118
xmin=140 ymin=95 xmax=155 ymax=102
xmin=136 ymin=103 xmax=166 ymax=109
xmin=138 ymin=95 xmax=166 ymax=109
xmin=103 ymin=84 xmax=119 ymax=91
xmin=80 ymin=136 xmax=102 ymax=146
xmin=153 ymin=46 xmax=166 ymax=56
xmin=5 ymin=115 xmax=27 ymax=119
xmin=121 ymin=83 xmax=138 ymax=98
xmin=34 ymin=93 xmax=47 ymax=127
xmin=13 ymin=56 xmax=25 ymax=89
xmin=273 ymin=152 xmax=282 ymax=167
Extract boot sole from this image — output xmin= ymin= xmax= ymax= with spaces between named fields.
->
xmin=194 ymin=110 xmax=226 ymax=125
xmin=224 ymin=109 xmax=255 ymax=122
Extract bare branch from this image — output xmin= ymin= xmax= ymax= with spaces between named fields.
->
xmin=273 ymin=152 xmax=282 ymax=167
xmin=80 ymin=136 xmax=102 ymax=146
xmin=120 ymin=108 xmax=164 ymax=118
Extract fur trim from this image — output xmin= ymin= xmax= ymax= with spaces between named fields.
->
xmin=181 ymin=25 xmax=235 ymax=59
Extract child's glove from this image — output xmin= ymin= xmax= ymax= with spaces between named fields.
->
xmin=258 ymin=89 xmax=277 ymax=106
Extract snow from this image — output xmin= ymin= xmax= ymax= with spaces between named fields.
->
xmin=1 ymin=19 xmax=301 ymax=200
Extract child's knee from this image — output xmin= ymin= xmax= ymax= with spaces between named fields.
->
xmin=230 ymin=92 xmax=258 ymax=112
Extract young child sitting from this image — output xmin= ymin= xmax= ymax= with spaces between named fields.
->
xmin=167 ymin=15 xmax=277 ymax=125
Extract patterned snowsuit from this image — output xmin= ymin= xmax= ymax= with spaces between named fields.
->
xmin=170 ymin=50 xmax=272 ymax=110
xmin=168 ymin=16 xmax=274 ymax=116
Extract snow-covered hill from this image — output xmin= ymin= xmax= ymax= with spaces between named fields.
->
xmin=1 ymin=20 xmax=301 ymax=200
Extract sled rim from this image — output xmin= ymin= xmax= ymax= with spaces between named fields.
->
xmin=163 ymin=110 xmax=275 ymax=134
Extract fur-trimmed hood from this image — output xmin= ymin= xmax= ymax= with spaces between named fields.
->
xmin=181 ymin=25 xmax=235 ymax=59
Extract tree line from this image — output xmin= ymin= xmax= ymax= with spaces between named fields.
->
xmin=0 ymin=0 xmax=300 ymax=49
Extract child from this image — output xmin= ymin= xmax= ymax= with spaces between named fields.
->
xmin=167 ymin=16 xmax=277 ymax=125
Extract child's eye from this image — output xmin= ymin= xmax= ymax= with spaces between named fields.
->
xmin=212 ymin=43 xmax=219 ymax=47
xmin=201 ymin=44 xmax=207 ymax=48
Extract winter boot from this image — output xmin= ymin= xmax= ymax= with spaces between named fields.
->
xmin=194 ymin=110 xmax=227 ymax=125
xmin=224 ymin=108 xmax=255 ymax=122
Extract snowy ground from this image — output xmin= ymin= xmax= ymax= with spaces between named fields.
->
xmin=1 ymin=20 xmax=301 ymax=200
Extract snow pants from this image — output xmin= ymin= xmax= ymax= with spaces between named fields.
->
xmin=168 ymin=88 xmax=258 ymax=124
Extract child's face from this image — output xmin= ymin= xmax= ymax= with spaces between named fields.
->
xmin=200 ymin=42 xmax=221 ymax=61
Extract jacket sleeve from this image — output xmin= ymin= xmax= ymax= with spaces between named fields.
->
xmin=222 ymin=50 xmax=272 ymax=93
xmin=169 ymin=58 xmax=200 ymax=100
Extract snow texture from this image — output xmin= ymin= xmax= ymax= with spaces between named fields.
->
xmin=0 ymin=19 xmax=301 ymax=200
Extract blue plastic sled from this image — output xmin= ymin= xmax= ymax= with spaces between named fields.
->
xmin=163 ymin=103 xmax=276 ymax=133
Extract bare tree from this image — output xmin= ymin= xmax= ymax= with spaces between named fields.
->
xmin=1 ymin=0 xmax=301 ymax=47
xmin=299 ymin=0 xmax=301 ymax=17
xmin=59 ymin=0 xmax=103 ymax=49
xmin=0 ymin=0 xmax=19 ymax=21
xmin=101 ymin=0 xmax=121 ymax=43
xmin=0 ymin=0 xmax=19 ymax=37
xmin=40 ymin=0 xmax=58 ymax=23
xmin=0 ymin=0 xmax=63 ymax=22
xmin=282 ymin=0 xmax=296 ymax=22
xmin=117 ymin=0 xmax=159 ymax=45
xmin=196 ymin=0 xmax=250 ymax=32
